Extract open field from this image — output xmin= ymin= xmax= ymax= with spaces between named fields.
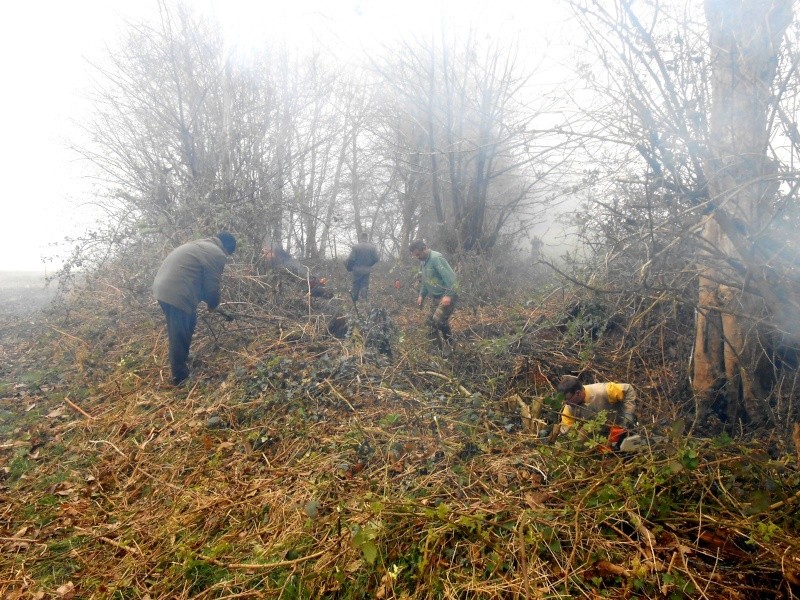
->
xmin=0 ymin=272 xmax=56 ymax=317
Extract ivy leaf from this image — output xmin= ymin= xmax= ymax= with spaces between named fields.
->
xmin=361 ymin=540 xmax=378 ymax=565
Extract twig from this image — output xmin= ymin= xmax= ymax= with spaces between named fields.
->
xmin=98 ymin=536 xmax=142 ymax=556
xmin=211 ymin=549 xmax=326 ymax=570
xmin=65 ymin=396 xmax=95 ymax=420
xmin=89 ymin=439 xmax=128 ymax=459
xmin=517 ymin=521 xmax=531 ymax=599
xmin=418 ymin=370 xmax=472 ymax=396
xmin=767 ymin=488 xmax=800 ymax=511
xmin=324 ymin=380 xmax=356 ymax=412
xmin=45 ymin=325 xmax=89 ymax=346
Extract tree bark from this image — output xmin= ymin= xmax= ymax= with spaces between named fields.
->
xmin=694 ymin=0 xmax=792 ymax=427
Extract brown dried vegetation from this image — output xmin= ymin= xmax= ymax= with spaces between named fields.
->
xmin=1 ymin=266 xmax=799 ymax=599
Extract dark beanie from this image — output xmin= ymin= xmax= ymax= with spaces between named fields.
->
xmin=409 ymin=239 xmax=427 ymax=252
xmin=557 ymin=375 xmax=583 ymax=395
xmin=217 ymin=232 xmax=237 ymax=255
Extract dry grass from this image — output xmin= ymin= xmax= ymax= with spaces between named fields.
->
xmin=0 ymin=270 xmax=799 ymax=599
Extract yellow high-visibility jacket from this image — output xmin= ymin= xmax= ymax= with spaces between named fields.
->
xmin=560 ymin=382 xmax=636 ymax=431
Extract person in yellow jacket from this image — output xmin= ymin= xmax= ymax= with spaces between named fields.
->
xmin=555 ymin=375 xmax=637 ymax=447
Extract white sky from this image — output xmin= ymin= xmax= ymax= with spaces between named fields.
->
xmin=0 ymin=0 xmax=573 ymax=272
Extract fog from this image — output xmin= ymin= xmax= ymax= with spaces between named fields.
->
xmin=1 ymin=0 xmax=576 ymax=272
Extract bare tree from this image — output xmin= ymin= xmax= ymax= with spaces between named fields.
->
xmin=74 ymin=1 xmax=290 ymax=266
xmin=564 ymin=0 xmax=800 ymax=431
xmin=694 ymin=0 xmax=793 ymax=426
xmin=371 ymin=27 xmax=554 ymax=254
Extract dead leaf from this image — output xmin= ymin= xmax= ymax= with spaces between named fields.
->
xmin=345 ymin=559 xmax=363 ymax=572
xmin=524 ymin=492 xmax=547 ymax=509
xmin=55 ymin=581 xmax=75 ymax=598
xmin=51 ymin=482 xmax=77 ymax=497
xmin=9 ymin=541 xmax=31 ymax=551
xmin=13 ymin=526 xmax=29 ymax=538
xmin=46 ymin=407 xmax=65 ymax=419
xmin=595 ymin=559 xmax=630 ymax=577
xmin=1 ymin=442 xmax=26 ymax=450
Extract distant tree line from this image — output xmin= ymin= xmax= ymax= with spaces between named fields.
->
xmin=70 ymin=0 xmax=558 ymax=269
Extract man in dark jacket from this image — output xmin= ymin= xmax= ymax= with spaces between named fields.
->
xmin=409 ymin=239 xmax=458 ymax=355
xmin=153 ymin=232 xmax=236 ymax=385
xmin=345 ymin=233 xmax=379 ymax=302
xmin=262 ymin=244 xmax=331 ymax=299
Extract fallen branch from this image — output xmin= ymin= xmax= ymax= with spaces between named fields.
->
xmin=65 ymin=396 xmax=95 ymax=420
xmin=418 ymin=370 xmax=472 ymax=397
xmin=211 ymin=549 xmax=326 ymax=570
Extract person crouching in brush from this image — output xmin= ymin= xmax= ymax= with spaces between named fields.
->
xmin=552 ymin=375 xmax=637 ymax=451
xmin=153 ymin=232 xmax=236 ymax=386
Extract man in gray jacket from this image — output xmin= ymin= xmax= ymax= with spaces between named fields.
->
xmin=345 ymin=233 xmax=379 ymax=302
xmin=153 ymin=233 xmax=236 ymax=385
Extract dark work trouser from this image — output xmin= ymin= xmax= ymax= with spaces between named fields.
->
xmin=159 ymin=301 xmax=197 ymax=385
xmin=351 ymin=273 xmax=371 ymax=302
xmin=426 ymin=295 xmax=457 ymax=346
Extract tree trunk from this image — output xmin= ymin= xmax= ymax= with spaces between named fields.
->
xmin=694 ymin=0 xmax=791 ymax=428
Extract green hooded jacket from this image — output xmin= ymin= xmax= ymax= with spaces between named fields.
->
xmin=419 ymin=250 xmax=458 ymax=299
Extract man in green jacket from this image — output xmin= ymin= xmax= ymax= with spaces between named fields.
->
xmin=409 ymin=239 xmax=458 ymax=354
xmin=153 ymin=232 xmax=236 ymax=385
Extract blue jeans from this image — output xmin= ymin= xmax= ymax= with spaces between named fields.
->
xmin=159 ymin=301 xmax=197 ymax=385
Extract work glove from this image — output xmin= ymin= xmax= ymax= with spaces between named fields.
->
xmin=622 ymin=413 xmax=635 ymax=428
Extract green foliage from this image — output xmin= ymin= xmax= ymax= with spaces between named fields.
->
xmin=659 ymin=571 xmax=696 ymax=599
xmin=677 ymin=445 xmax=699 ymax=471
xmin=747 ymin=520 xmax=781 ymax=545
xmin=378 ymin=413 xmax=403 ymax=428
xmin=352 ymin=524 xmax=380 ymax=565
xmin=712 ymin=430 xmax=734 ymax=448
xmin=8 ymin=449 xmax=33 ymax=481
xmin=183 ymin=558 xmax=231 ymax=594
xmin=33 ymin=537 xmax=88 ymax=586
xmin=20 ymin=370 xmax=48 ymax=387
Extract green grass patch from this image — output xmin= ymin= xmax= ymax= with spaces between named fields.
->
xmin=8 ymin=449 xmax=34 ymax=481
xmin=183 ymin=558 xmax=232 ymax=594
